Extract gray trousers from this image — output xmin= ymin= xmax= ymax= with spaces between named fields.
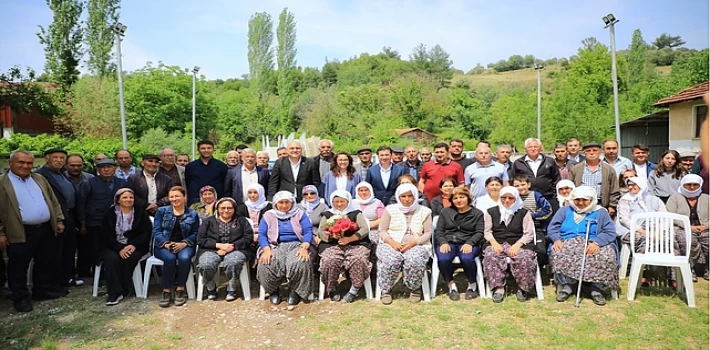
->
xmin=198 ymin=250 xmax=247 ymax=292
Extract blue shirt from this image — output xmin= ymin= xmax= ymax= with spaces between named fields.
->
xmin=602 ymin=156 xmax=633 ymax=176
xmin=464 ymin=162 xmax=509 ymax=198
xmin=8 ymin=172 xmax=51 ymax=225
xmin=115 ymin=166 xmax=139 ymax=181
xmin=184 ymin=157 xmax=228 ymax=200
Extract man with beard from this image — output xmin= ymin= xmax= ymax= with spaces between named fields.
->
xmin=225 ymin=148 xmax=269 ymax=203
xmin=553 ymin=143 xmax=577 ymax=180
xmin=601 ymin=139 xmax=632 ymax=176
xmin=176 ymin=154 xmax=190 ymax=167
xmin=313 ymin=139 xmax=334 ymax=181
xmin=449 ymin=139 xmax=474 ymax=170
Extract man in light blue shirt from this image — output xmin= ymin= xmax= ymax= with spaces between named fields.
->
xmin=464 ymin=145 xmax=510 ymax=198
xmin=601 ymin=140 xmax=632 ymax=176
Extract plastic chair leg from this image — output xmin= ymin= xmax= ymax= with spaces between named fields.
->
xmin=627 ymin=260 xmax=643 ymax=301
xmin=92 ymin=263 xmax=102 ymax=297
xmin=679 ymin=264 xmax=696 ymax=308
xmin=259 ymin=285 xmax=266 ymax=300
xmin=318 ymin=279 xmax=326 ymax=301
xmin=196 ymin=271 xmax=205 ymax=301
xmin=619 ymin=243 xmax=631 ymax=280
xmin=422 ymin=271 xmax=431 ymax=302
xmin=363 ymin=276 xmax=373 ymax=299
xmin=474 ymin=257 xmax=486 ymax=299
xmin=535 ymin=265 xmax=544 ymax=300
xmin=430 ymin=257 xmax=440 ymax=298
xmin=142 ymin=261 xmax=156 ymax=299
xmin=185 ymin=266 xmax=196 ymax=299
xmin=239 ymin=264 xmax=251 ymax=301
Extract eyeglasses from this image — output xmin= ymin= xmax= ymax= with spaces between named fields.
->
xmin=304 ymin=192 xmax=316 ymax=196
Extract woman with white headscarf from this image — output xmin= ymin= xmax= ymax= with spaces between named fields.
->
xmin=376 ymin=184 xmax=433 ymax=305
xmin=353 ymin=182 xmax=385 ymax=257
xmin=555 ymin=180 xmax=576 ymax=208
xmin=482 ymin=186 xmax=538 ymax=303
xmin=547 ymin=186 xmax=618 ymax=306
xmin=256 ymin=191 xmax=315 ymax=309
xmin=317 ymin=190 xmax=371 ymax=303
xmin=236 ymin=183 xmax=272 ymax=232
xmin=297 ymin=185 xmax=329 ymax=229
xmin=667 ymin=174 xmax=709 ymax=281
xmin=616 ymin=177 xmax=667 ymax=251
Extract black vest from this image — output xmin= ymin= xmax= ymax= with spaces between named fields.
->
xmin=486 ymin=207 xmax=534 ymax=250
xmin=319 ymin=210 xmax=370 ymax=252
xmin=84 ymin=176 xmax=125 ymax=226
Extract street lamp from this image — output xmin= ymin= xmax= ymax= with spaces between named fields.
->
xmin=603 ymin=13 xmax=621 ymax=144
xmin=113 ymin=22 xmax=128 ymax=149
xmin=191 ymin=66 xmax=200 ymax=160
xmin=533 ymin=63 xmax=544 ymax=141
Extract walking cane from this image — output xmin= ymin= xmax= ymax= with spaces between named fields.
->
xmin=574 ymin=218 xmax=595 ymax=308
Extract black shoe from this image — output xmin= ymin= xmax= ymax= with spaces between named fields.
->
xmin=105 ymin=294 xmax=123 ymax=306
xmin=174 ymin=289 xmax=187 ymax=306
xmin=465 ymin=289 xmax=479 ymax=300
xmin=287 ymin=290 xmax=301 ymax=306
xmin=590 ymin=292 xmax=606 ymax=306
xmin=269 ymin=289 xmax=281 ymax=305
xmin=225 ymin=291 xmax=237 ymax=302
xmin=329 ymin=291 xmax=341 ymax=302
xmin=556 ymin=291 xmax=570 ymax=302
xmin=692 ymin=271 xmax=698 ymax=283
xmin=32 ymin=290 xmax=65 ymax=301
xmin=448 ymin=290 xmax=460 ymax=301
xmin=206 ymin=289 xmax=217 ymax=301
xmin=704 ymin=271 xmax=709 ymax=281
xmin=159 ymin=291 xmax=172 ymax=308
xmin=516 ymin=290 xmax=528 ymax=302
xmin=342 ymin=292 xmax=357 ymax=303
xmin=492 ymin=292 xmax=504 ymax=303
xmin=14 ymin=300 xmax=33 ymax=313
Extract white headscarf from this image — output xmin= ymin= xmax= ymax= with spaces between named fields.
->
xmin=299 ymin=185 xmax=323 ymax=215
xmin=244 ymin=183 xmax=268 ymax=211
xmin=678 ymin=174 xmax=703 ymax=198
xmin=328 ymin=190 xmax=358 ymax=215
xmin=353 ymin=182 xmax=376 ymax=206
xmin=269 ymin=191 xmax=300 ymax=220
xmin=395 ymin=183 xmax=420 ymax=214
xmin=498 ymin=186 xmax=523 ymax=223
xmin=570 ymin=186 xmax=601 ymax=223
xmin=556 ymin=180 xmax=576 ymax=207
xmin=621 ymin=176 xmax=648 ymax=201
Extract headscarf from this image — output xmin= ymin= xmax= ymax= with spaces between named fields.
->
xmin=245 ymin=183 xmax=268 ymax=211
xmin=328 ymin=190 xmax=358 ymax=215
xmin=113 ymin=188 xmax=135 ymax=240
xmin=621 ymin=176 xmax=649 ymax=202
xmin=200 ymin=185 xmax=217 ymax=215
xmin=570 ymin=186 xmax=601 ymax=223
xmin=299 ymin=185 xmax=323 ymax=215
xmin=270 ymin=191 xmax=300 ymax=220
xmin=498 ymin=186 xmax=523 ymax=223
xmin=214 ymin=197 xmax=238 ymax=222
xmin=395 ymin=183 xmax=420 ymax=214
xmin=556 ymin=180 xmax=577 ymax=207
xmin=678 ymin=174 xmax=703 ymax=198
xmin=353 ymin=182 xmax=376 ymax=206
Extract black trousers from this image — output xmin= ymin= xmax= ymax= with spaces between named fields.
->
xmin=76 ymin=225 xmax=101 ymax=277
xmin=100 ymin=248 xmax=145 ymax=297
xmin=56 ymin=212 xmax=78 ymax=284
xmin=0 ymin=249 xmax=6 ymax=287
xmin=7 ymin=223 xmax=60 ymax=303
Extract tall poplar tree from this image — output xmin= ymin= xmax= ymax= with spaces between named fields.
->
xmin=85 ymin=0 xmax=120 ymax=77
xmin=37 ymin=0 xmax=84 ymax=92
xmin=247 ymin=12 xmax=274 ymax=95
xmin=276 ymin=8 xmax=297 ymax=133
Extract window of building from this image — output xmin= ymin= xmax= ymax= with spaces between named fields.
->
xmin=694 ymin=104 xmax=707 ymax=139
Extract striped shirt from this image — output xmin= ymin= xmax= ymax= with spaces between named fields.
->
xmin=581 ymin=164 xmax=603 ymax=198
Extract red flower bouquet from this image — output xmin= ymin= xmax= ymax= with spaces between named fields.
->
xmin=323 ymin=215 xmax=359 ymax=240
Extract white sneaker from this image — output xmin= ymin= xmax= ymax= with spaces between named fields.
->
xmin=105 ymin=294 xmax=123 ymax=306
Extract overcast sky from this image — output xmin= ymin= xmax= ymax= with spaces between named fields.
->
xmin=1 ymin=0 xmax=708 ymax=79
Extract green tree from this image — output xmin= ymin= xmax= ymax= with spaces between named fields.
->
xmin=627 ymin=29 xmax=654 ymax=87
xmin=68 ymin=75 xmax=119 ymax=137
xmin=276 ymin=7 xmax=298 ymax=133
xmin=652 ymin=33 xmax=686 ymax=50
xmin=247 ymin=12 xmax=274 ymax=95
xmin=85 ymin=0 xmax=120 ymax=77
xmin=0 ymin=66 xmax=62 ymax=118
xmin=37 ymin=0 xmax=84 ymax=93
xmin=428 ymin=45 xmax=454 ymax=88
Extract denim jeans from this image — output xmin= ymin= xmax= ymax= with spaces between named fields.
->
xmin=435 ymin=244 xmax=480 ymax=283
xmin=154 ymin=246 xmax=195 ymax=289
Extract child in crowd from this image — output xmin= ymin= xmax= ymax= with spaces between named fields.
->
xmin=513 ymin=175 xmax=552 ymax=266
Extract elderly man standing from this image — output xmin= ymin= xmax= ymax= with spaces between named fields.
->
xmin=114 ymin=149 xmax=140 ymax=181
xmin=226 ymin=151 xmax=240 ymax=169
xmin=419 ymin=147 xmax=432 ymax=162
xmin=402 ymin=146 xmax=424 ymax=181
xmin=568 ymin=142 xmax=620 ymax=216
xmin=679 ymin=151 xmax=696 ymax=173
xmin=511 ymin=138 xmax=560 ymax=211
xmin=159 ymin=147 xmax=185 ymax=187
xmin=419 ymin=143 xmax=465 ymax=201
xmin=64 ymin=154 xmax=94 ymax=191
xmin=1 ymin=150 xmax=66 ymax=312
xmin=391 ymin=147 xmax=405 ymax=165
xmin=35 ymin=148 xmax=81 ymax=288
xmin=77 ymin=158 xmax=126 ymax=278
xmin=256 ymin=151 xmax=270 ymax=169
xmin=464 ymin=145 xmax=509 ymax=198
xmin=314 ymin=139 xmax=334 ymax=180
xmin=268 ymin=141 xmax=321 ymax=201
xmin=92 ymin=153 xmax=107 ymax=176
xmin=185 ymin=140 xmax=228 ymax=205
xmin=354 ymin=146 xmax=374 ymax=179
xmin=601 ymin=139 xmax=632 ymax=176
xmin=495 ymin=144 xmax=513 ymax=175
xmin=127 ymin=154 xmax=173 ymax=216
xmin=225 ymin=148 xmax=270 ymax=204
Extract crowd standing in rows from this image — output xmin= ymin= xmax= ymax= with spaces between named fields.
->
xmin=0 ymin=137 xmax=707 ymax=312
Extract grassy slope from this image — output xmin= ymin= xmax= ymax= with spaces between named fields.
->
xmin=453 ymin=65 xmax=672 ymax=86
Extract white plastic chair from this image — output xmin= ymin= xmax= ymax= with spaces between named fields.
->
xmin=619 ymin=242 xmax=631 ymax=279
xmin=627 ymin=212 xmax=695 ymax=307
xmin=142 ymin=235 xmax=196 ymax=299
xmin=483 ymin=230 xmax=545 ymax=300
xmin=92 ymin=253 xmax=150 ymax=297
xmin=196 ymin=262 xmax=251 ymax=301
xmin=318 ymin=276 xmax=373 ymax=300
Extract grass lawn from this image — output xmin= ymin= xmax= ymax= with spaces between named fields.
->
xmin=0 ymin=277 xmax=707 ymax=349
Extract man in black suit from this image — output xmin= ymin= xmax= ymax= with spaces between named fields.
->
xmin=126 ymin=154 xmax=172 ymax=216
xmin=511 ymin=138 xmax=561 ymax=212
xmin=35 ymin=148 xmax=78 ymax=289
xmin=224 ymin=148 xmax=270 ymax=204
xmin=267 ymin=141 xmax=321 ymax=202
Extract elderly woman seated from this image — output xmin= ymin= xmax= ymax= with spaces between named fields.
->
xmin=317 ymin=190 xmax=371 ymax=303
xmin=555 ymin=180 xmax=576 ymax=209
xmin=298 ymin=185 xmax=329 ymax=230
xmin=99 ymin=188 xmax=151 ymax=305
xmin=667 ymin=174 xmax=709 ymax=281
xmin=482 ymin=186 xmax=538 ymax=303
xmin=548 ymin=186 xmax=618 ymax=306
xmin=377 ymin=184 xmax=433 ymax=305
xmin=435 ymin=187 xmax=484 ymax=301
xmin=196 ymin=198 xmax=254 ymax=301
xmin=257 ymin=191 xmax=315 ymax=309
xmin=189 ymin=185 xmax=217 ymax=223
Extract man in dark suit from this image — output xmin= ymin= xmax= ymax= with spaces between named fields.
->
xmin=268 ymin=141 xmax=321 ymax=202
xmin=126 ymin=154 xmax=172 ymax=216
xmin=224 ymin=148 xmax=270 ymax=204
xmin=366 ymin=146 xmax=406 ymax=204
xmin=511 ymin=138 xmax=561 ymax=212
xmin=35 ymin=148 xmax=80 ymax=288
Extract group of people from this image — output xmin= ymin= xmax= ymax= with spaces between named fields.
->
xmin=0 ymin=136 xmax=707 ymax=312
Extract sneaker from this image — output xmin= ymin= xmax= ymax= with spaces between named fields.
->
xmin=590 ymin=292 xmax=606 ymax=306
xmin=692 ymin=271 xmax=698 ymax=283
xmin=105 ymin=294 xmax=123 ymax=306
xmin=159 ymin=291 xmax=172 ymax=308
xmin=342 ymin=292 xmax=357 ymax=303
xmin=556 ymin=291 xmax=570 ymax=302
xmin=492 ymin=292 xmax=505 ymax=303
xmin=65 ymin=279 xmax=84 ymax=287
xmin=465 ymin=289 xmax=479 ymax=300
xmin=329 ymin=291 xmax=341 ymax=302
xmin=174 ymin=289 xmax=187 ymax=306
xmin=448 ymin=290 xmax=460 ymax=301
xmin=409 ymin=290 xmax=421 ymax=303
xmin=704 ymin=271 xmax=710 ymax=281
xmin=225 ymin=291 xmax=237 ymax=302
xmin=381 ymin=293 xmax=393 ymax=305
xmin=206 ymin=289 xmax=217 ymax=301
xmin=516 ymin=290 xmax=528 ymax=302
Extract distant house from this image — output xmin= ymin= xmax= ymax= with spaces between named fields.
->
xmin=394 ymin=128 xmax=437 ymax=144
xmin=619 ymin=110 xmax=669 ymax=161
xmin=0 ymin=82 xmax=59 ymax=139
xmin=653 ymin=81 xmax=708 ymax=152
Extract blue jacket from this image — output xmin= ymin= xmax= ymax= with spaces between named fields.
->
xmin=320 ymin=171 xmax=361 ymax=206
xmin=152 ymin=205 xmax=199 ymax=248
xmin=365 ymin=164 xmax=406 ymax=204
xmin=547 ymin=206 xmax=617 ymax=249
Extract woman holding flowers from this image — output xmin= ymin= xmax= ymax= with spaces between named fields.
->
xmin=317 ymin=190 xmax=371 ymax=302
